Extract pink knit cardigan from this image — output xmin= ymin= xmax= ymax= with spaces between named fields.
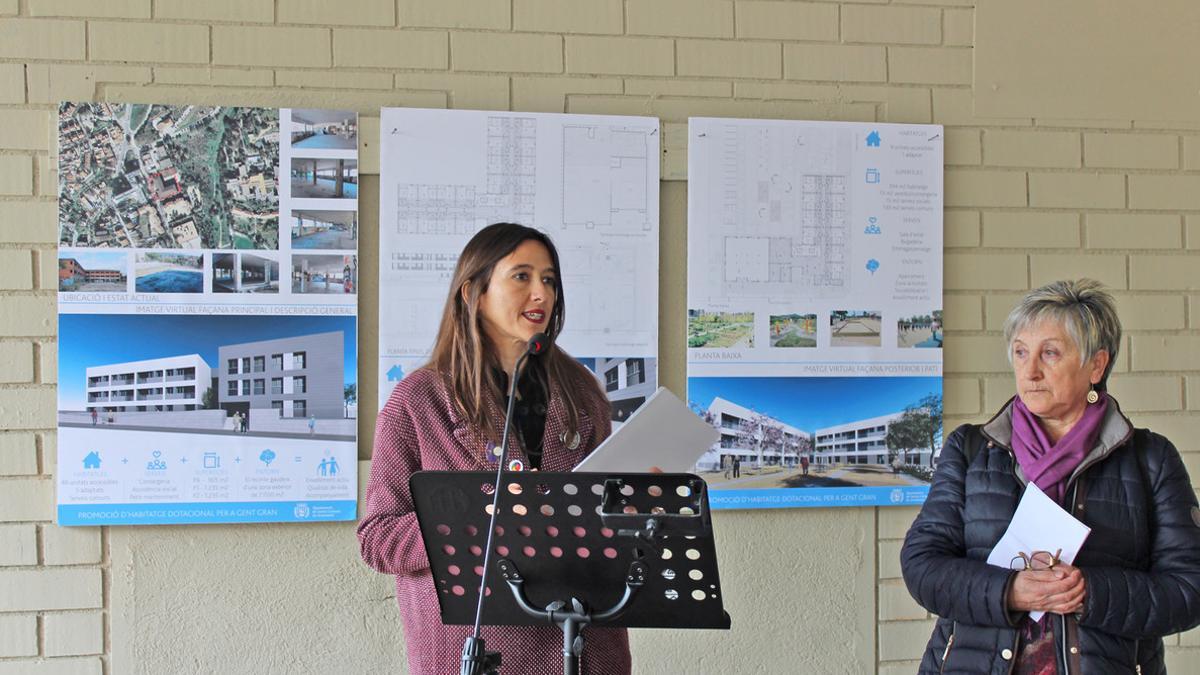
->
xmin=358 ymin=367 xmax=632 ymax=675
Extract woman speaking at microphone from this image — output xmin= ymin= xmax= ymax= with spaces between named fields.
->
xmin=358 ymin=223 xmax=631 ymax=674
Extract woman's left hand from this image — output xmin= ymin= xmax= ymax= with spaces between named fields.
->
xmin=1007 ymin=562 xmax=1087 ymax=614
xmin=1049 ymin=562 xmax=1087 ymax=615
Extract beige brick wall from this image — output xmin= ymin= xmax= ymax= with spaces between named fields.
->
xmin=1 ymin=1 xmax=1198 ymax=672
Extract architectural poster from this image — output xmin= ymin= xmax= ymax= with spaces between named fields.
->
xmin=56 ymin=103 xmax=359 ymax=525
xmin=377 ymin=108 xmax=660 ymax=427
xmin=687 ymin=118 xmax=944 ymax=509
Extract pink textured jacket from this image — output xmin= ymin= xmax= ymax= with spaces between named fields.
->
xmin=359 ymin=367 xmax=632 ymax=675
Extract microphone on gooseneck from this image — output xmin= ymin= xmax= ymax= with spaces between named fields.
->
xmin=461 ymin=333 xmax=550 ymax=675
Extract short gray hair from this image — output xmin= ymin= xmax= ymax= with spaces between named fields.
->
xmin=1002 ymin=279 xmax=1122 ymax=390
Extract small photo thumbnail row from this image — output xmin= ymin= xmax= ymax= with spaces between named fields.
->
xmin=688 ymin=309 xmax=943 ymax=349
xmin=58 ymin=250 xmax=359 ymax=296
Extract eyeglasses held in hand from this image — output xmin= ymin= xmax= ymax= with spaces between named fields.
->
xmin=1009 ymin=548 xmax=1062 ymax=571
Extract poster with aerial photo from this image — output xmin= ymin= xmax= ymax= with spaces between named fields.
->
xmin=56 ymin=102 xmax=358 ymax=525
xmin=687 ymin=117 xmax=943 ymax=509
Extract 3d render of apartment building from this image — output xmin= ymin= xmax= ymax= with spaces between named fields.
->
xmin=86 ymin=354 xmax=212 ymax=412
xmin=695 ymin=397 xmax=809 ymax=471
xmin=594 ymin=357 xmax=656 ymax=423
xmin=217 ymin=331 xmax=344 ymax=421
xmin=813 ymin=412 xmax=931 ymax=467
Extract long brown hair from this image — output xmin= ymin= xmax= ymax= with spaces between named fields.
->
xmin=425 ymin=222 xmax=603 ymax=440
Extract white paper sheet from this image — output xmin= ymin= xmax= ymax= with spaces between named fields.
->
xmin=573 ymin=388 xmax=719 ymax=474
xmin=986 ymin=483 xmax=1091 ymax=620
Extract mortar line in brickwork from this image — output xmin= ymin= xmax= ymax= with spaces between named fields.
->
xmin=31 ymin=340 xmax=41 ymax=384
xmin=102 ymin=529 xmax=112 ymax=675
xmin=35 ymin=430 xmax=44 ymax=475
xmin=34 ymin=519 xmax=43 ymax=565
xmin=873 ymin=505 xmax=881 ymax=666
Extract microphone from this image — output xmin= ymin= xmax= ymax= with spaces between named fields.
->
xmin=462 ymin=333 xmax=549 ymax=675
xmin=526 ymin=332 xmax=549 ymax=357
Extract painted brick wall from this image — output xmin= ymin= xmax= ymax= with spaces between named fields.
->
xmin=0 ymin=1 xmax=1197 ymax=672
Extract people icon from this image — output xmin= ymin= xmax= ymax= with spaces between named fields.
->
xmin=318 ymin=456 xmax=339 ymax=477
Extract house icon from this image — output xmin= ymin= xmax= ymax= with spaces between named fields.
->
xmin=386 ymin=364 xmax=405 ymax=382
xmin=866 ymin=131 xmax=881 ymax=147
xmin=83 ymin=451 xmax=101 ymax=469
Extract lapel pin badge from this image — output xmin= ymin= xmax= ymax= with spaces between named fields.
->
xmin=560 ymin=430 xmax=581 ymax=450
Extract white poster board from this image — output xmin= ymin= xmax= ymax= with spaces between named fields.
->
xmin=56 ymin=103 xmax=359 ymax=525
xmin=377 ymin=108 xmax=660 ymax=425
xmin=686 ymin=117 xmax=944 ymax=509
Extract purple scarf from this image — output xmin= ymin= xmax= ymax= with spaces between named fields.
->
xmin=1011 ymin=393 xmax=1109 ymax=504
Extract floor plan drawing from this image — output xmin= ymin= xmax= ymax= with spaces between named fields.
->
xmin=378 ymin=109 xmax=660 ymax=403
xmin=704 ymin=123 xmax=853 ymax=304
xmin=486 ymin=116 xmax=537 ymax=224
xmin=561 ymin=125 xmax=652 ymax=232
xmin=558 ymin=242 xmax=643 ymax=335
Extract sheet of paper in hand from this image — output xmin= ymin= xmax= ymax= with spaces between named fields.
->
xmin=986 ymin=482 xmax=1091 ymax=620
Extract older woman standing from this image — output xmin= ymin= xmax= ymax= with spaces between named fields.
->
xmin=902 ymin=279 xmax=1200 ymax=674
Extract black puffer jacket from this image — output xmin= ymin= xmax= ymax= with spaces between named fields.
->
xmin=902 ymin=398 xmax=1200 ymax=674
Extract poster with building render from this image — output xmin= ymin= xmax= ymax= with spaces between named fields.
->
xmin=687 ymin=117 xmax=943 ymax=509
xmin=377 ymin=109 xmax=659 ymax=427
xmin=56 ymin=103 xmax=359 ymax=525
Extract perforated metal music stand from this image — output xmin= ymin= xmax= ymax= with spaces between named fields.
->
xmin=411 ymin=471 xmax=731 ymax=674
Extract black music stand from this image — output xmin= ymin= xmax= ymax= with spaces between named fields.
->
xmin=411 ymin=471 xmax=732 ymax=675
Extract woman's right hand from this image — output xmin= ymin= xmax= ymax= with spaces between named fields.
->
xmin=1006 ymin=564 xmax=1087 ymax=614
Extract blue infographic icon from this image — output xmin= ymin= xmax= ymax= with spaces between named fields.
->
xmin=146 ymin=450 xmax=167 ymax=471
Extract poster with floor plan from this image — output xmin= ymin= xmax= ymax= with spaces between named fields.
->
xmin=55 ymin=103 xmax=359 ymax=525
xmin=687 ymin=117 xmax=944 ymax=509
xmin=377 ymin=108 xmax=660 ymax=427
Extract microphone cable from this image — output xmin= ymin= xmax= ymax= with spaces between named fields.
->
xmin=463 ymin=333 xmax=550 ymax=673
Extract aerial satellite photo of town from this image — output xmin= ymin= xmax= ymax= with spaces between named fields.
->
xmin=58 ymin=103 xmax=280 ymax=250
